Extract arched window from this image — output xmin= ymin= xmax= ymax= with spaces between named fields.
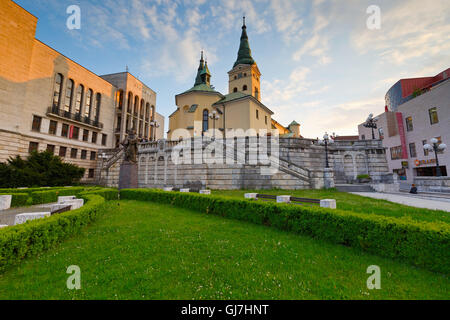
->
xmin=254 ymin=87 xmax=259 ymax=100
xmin=145 ymin=103 xmax=150 ymax=120
xmin=74 ymin=84 xmax=84 ymax=115
xmin=243 ymin=85 xmax=247 ymax=91
xmin=52 ymin=73 xmax=63 ymax=109
xmin=117 ymin=90 xmax=124 ymax=110
xmin=233 ymin=87 xmax=238 ymax=93
xmin=134 ymin=96 xmax=139 ymax=115
xmin=85 ymin=89 xmax=93 ymax=118
xmin=64 ymin=79 xmax=74 ymax=113
xmin=140 ymin=99 xmax=144 ymax=117
xmin=93 ymin=93 xmax=101 ymax=121
xmin=151 ymin=105 xmax=155 ymax=120
xmin=127 ymin=92 xmax=133 ymax=113
xmin=202 ymin=109 xmax=209 ymax=132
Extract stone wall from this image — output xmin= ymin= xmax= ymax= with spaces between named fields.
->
xmin=99 ymin=137 xmax=391 ymax=190
xmin=413 ymin=176 xmax=450 ymax=193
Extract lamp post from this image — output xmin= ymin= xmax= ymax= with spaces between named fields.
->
xmin=363 ymin=113 xmax=378 ymax=140
xmin=423 ymin=138 xmax=447 ymax=177
xmin=319 ymin=132 xmax=334 ymax=168
xmin=150 ymin=120 xmax=160 ymax=141
xmin=209 ymin=110 xmax=220 ymax=140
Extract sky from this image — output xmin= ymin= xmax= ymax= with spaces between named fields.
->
xmin=15 ymin=0 xmax=450 ymax=139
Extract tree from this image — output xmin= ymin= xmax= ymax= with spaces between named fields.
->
xmin=0 ymin=151 xmax=85 ymax=188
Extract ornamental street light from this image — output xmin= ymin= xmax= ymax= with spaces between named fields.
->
xmin=209 ymin=110 xmax=220 ymax=140
xmin=363 ymin=113 xmax=378 ymax=140
xmin=423 ymin=138 xmax=447 ymax=177
xmin=149 ymin=120 xmax=160 ymax=141
xmin=319 ymin=132 xmax=334 ymax=168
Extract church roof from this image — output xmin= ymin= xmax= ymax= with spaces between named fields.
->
xmin=289 ymin=120 xmax=300 ymax=126
xmin=182 ymin=83 xmax=219 ymax=94
xmin=212 ymin=91 xmax=250 ymax=105
xmin=233 ymin=17 xmax=256 ymax=68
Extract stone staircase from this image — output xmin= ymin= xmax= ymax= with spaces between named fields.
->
xmin=336 ymin=184 xmax=375 ymax=193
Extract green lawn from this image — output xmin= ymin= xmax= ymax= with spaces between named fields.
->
xmin=213 ymin=189 xmax=450 ymax=224
xmin=0 ymin=200 xmax=448 ymax=299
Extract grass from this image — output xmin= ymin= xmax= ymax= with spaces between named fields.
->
xmin=213 ymin=189 xmax=450 ymax=224
xmin=0 ymin=200 xmax=448 ymax=300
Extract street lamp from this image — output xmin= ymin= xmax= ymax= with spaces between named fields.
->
xmin=319 ymin=132 xmax=334 ymax=168
xmin=423 ymin=138 xmax=447 ymax=177
xmin=363 ymin=113 xmax=378 ymax=140
xmin=209 ymin=110 xmax=220 ymax=140
xmin=150 ymin=120 xmax=160 ymax=141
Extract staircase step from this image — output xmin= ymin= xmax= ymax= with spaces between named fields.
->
xmin=336 ymin=184 xmax=375 ymax=192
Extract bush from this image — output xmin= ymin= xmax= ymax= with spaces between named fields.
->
xmin=0 ymin=194 xmax=106 ymax=273
xmin=356 ymin=174 xmax=370 ymax=180
xmin=120 ymin=189 xmax=450 ymax=274
xmin=79 ymin=188 xmax=119 ymax=201
xmin=30 ymin=187 xmax=86 ymax=205
xmin=0 ymin=151 xmax=85 ymax=188
xmin=0 ymin=193 xmax=29 ymax=207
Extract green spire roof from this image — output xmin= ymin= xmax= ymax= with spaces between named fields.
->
xmin=233 ymin=17 xmax=256 ymax=68
xmin=194 ymin=51 xmax=207 ymax=86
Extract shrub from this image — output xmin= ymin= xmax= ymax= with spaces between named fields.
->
xmin=356 ymin=174 xmax=370 ymax=180
xmin=120 ymin=189 xmax=450 ymax=274
xmin=0 ymin=193 xmax=29 ymax=207
xmin=0 ymin=151 xmax=85 ymax=188
xmin=30 ymin=187 xmax=85 ymax=205
xmin=79 ymin=188 xmax=119 ymax=201
xmin=0 ymin=194 xmax=106 ymax=273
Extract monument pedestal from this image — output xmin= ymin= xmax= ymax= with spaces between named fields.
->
xmin=119 ymin=161 xmax=138 ymax=190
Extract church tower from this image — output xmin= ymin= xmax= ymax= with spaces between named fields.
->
xmin=194 ymin=51 xmax=211 ymax=87
xmin=228 ymin=17 xmax=261 ymax=101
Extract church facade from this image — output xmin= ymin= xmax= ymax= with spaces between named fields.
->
xmin=168 ymin=19 xmax=282 ymax=140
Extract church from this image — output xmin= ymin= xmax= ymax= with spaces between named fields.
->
xmin=168 ymin=18 xmax=301 ymax=139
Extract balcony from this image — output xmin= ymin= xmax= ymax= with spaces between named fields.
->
xmin=47 ymin=106 xmax=103 ymax=129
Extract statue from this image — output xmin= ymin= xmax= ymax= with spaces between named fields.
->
xmin=122 ymin=129 xmax=138 ymax=163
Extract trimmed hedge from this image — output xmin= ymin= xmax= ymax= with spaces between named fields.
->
xmin=80 ymin=188 xmax=119 ymax=201
xmin=120 ymin=189 xmax=450 ymax=274
xmin=30 ymin=187 xmax=85 ymax=205
xmin=0 ymin=194 xmax=106 ymax=273
xmin=0 ymin=193 xmax=30 ymax=207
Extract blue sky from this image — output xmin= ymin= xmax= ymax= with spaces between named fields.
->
xmin=15 ymin=0 xmax=450 ymax=138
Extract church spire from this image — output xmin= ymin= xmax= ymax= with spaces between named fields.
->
xmin=233 ymin=16 xmax=256 ymax=68
xmin=194 ymin=51 xmax=211 ymax=87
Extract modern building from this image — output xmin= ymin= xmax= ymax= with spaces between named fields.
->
xmin=168 ymin=18 xmax=299 ymax=139
xmin=0 ymin=0 xmax=163 ymax=181
xmin=358 ymin=70 xmax=449 ymax=182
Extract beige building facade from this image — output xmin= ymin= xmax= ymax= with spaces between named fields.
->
xmin=0 ymin=1 xmax=162 ymax=181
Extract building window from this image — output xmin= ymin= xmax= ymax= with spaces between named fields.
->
xmin=127 ymin=92 xmax=133 ymax=113
xmin=243 ymin=85 xmax=248 ymax=91
xmin=265 ymin=115 xmax=267 ymax=125
xmin=90 ymin=151 xmax=97 ymax=160
xmin=28 ymin=142 xmax=38 ymax=153
xmin=409 ymin=143 xmax=417 ymax=158
xmin=429 ymin=107 xmax=439 ymax=125
xmin=256 ymin=109 xmax=259 ymax=119
xmin=74 ymin=85 xmax=84 ymax=115
xmin=361 ymin=134 xmax=366 ymax=140
xmin=422 ymin=140 xmax=429 ymax=156
xmin=46 ymin=144 xmax=55 ymax=154
xmin=70 ymin=148 xmax=78 ymax=159
xmin=102 ymin=134 xmax=107 ymax=146
xmin=92 ymin=132 xmax=98 ymax=144
xmin=117 ymin=90 xmax=124 ymax=110
xmin=378 ymin=127 xmax=384 ymax=140
xmin=83 ymin=129 xmax=89 ymax=142
xmin=405 ymin=116 xmax=413 ymax=131
xmin=202 ymin=109 xmax=209 ymax=132
xmin=49 ymin=120 xmax=57 ymax=135
xmin=64 ymin=79 xmax=74 ymax=113
xmin=61 ymin=124 xmax=69 ymax=137
xmin=85 ymin=89 xmax=93 ymax=118
xmin=88 ymin=168 xmax=95 ymax=178
xmin=71 ymin=126 xmax=80 ymax=140
xmin=233 ymin=87 xmax=238 ymax=93
xmin=390 ymin=146 xmax=403 ymax=160
xmin=52 ymin=73 xmax=63 ymax=108
xmin=81 ymin=150 xmax=87 ymax=159
xmin=59 ymin=146 xmax=67 ymax=158
xmin=93 ymin=93 xmax=101 ymax=121
xmin=31 ymin=115 xmax=42 ymax=132
xmin=255 ymin=88 xmax=259 ymax=100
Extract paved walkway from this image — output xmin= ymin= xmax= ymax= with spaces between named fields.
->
xmin=0 ymin=204 xmax=55 ymax=226
xmin=351 ymin=192 xmax=450 ymax=212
